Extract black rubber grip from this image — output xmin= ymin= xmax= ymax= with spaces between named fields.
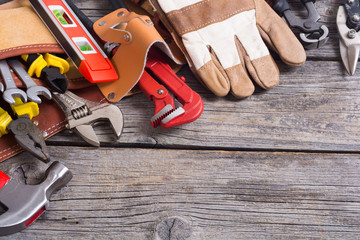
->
xmin=109 ymin=0 xmax=129 ymax=10
xmin=272 ymin=0 xmax=291 ymax=16
xmin=26 ymin=54 xmax=41 ymax=65
xmin=64 ymin=0 xmax=93 ymax=33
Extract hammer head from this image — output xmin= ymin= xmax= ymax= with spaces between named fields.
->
xmin=0 ymin=161 xmax=72 ymax=236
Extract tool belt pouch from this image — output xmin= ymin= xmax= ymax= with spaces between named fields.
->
xmin=0 ymin=0 xmax=63 ymax=60
xmin=126 ymin=0 xmax=186 ymax=64
xmin=93 ymin=8 xmax=181 ymax=102
xmin=0 ymin=1 xmax=104 ymax=162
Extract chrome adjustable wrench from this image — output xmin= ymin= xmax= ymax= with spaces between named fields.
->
xmin=52 ymin=91 xmax=124 ymax=147
xmin=0 ymin=161 xmax=72 ymax=236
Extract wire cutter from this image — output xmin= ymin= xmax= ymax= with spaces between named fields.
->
xmin=271 ymin=0 xmax=329 ymax=50
xmin=337 ymin=0 xmax=360 ymax=75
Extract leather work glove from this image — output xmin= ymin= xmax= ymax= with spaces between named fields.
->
xmin=150 ymin=0 xmax=306 ymax=98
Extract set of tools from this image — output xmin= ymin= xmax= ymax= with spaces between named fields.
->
xmin=269 ymin=0 xmax=360 ymax=75
xmin=66 ymin=0 xmax=204 ymax=129
xmin=2 ymin=0 xmax=359 ymax=236
xmin=0 ymin=55 xmax=124 ymax=235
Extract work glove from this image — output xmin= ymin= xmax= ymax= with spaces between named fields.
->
xmin=150 ymin=0 xmax=306 ymax=98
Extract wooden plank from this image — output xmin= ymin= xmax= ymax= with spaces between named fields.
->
xmin=48 ymin=60 xmax=360 ymax=152
xmin=1 ymin=147 xmax=360 ymax=239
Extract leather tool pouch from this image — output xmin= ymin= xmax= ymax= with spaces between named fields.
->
xmin=0 ymin=0 xmax=104 ymax=162
xmin=126 ymin=0 xmax=186 ymax=64
xmin=93 ymin=8 xmax=181 ymax=102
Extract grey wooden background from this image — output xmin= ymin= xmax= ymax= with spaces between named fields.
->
xmin=1 ymin=0 xmax=360 ymax=239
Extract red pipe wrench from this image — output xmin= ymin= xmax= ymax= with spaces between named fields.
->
xmin=139 ymin=49 xmax=203 ymax=129
xmin=65 ymin=0 xmax=204 ymax=129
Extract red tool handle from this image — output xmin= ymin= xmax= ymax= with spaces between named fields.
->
xmin=146 ymin=50 xmax=191 ymax=104
xmin=0 ymin=171 xmax=10 ymax=189
xmin=138 ymin=71 xmax=174 ymax=115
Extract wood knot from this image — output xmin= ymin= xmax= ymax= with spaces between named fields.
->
xmin=154 ymin=216 xmax=191 ymax=240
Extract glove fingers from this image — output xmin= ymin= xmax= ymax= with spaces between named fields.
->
xmin=184 ymin=29 xmax=254 ymax=98
xmin=208 ymin=46 xmax=254 ymax=98
xmin=235 ymin=36 xmax=278 ymax=90
xmin=183 ymin=32 xmax=231 ymax=97
xmin=254 ymin=0 xmax=306 ymax=66
xmin=232 ymin=10 xmax=278 ymax=90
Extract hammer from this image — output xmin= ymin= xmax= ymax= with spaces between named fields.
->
xmin=0 ymin=161 xmax=72 ymax=236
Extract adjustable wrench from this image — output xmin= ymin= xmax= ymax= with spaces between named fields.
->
xmin=0 ymin=60 xmax=27 ymax=105
xmin=7 ymin=58 xmax=52 ymax=104
xmin=52 ymin=91 xmax=123 ymax=147
xmin=0 ymin=161 xmax=72 ymax=236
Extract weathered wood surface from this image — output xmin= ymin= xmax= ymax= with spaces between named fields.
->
xmin=1 ymin=0 xmax=360 ymax=239
xmin=2 ymin=147 xmax=360 ymax=240
xmin=50 ymin=60 xmax=360 ymax=152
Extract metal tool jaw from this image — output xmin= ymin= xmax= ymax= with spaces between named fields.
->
xmin=52 ymin=91 xmax=123 ymax=146
xmin=139 ymin=49 xmax=204 ymax=129
xmin=273 ymin=0 xmax=329 ymax=49
xmin=0 ymin=60 xmax=27 ymax=105
xmin=0 ymin=161 xmax=72 ymax=236
xmin=7 ymin=58 xmax=52 ymax=104
xmin=337 ymin=0 xmax=360 ymax=75
xmin=8 ymin=115 xmax=50 ymax=162
xmin=4 ymin=98 xmax=50 ymax=162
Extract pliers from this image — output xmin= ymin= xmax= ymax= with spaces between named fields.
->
xmin=270 ymin=0 xmax=329 ymax=50
xmin=0 ymin=59 xmax=50 ymax=162
xmin=337 ymin=0 xmax=360 ymax=75
xmin=0 ymin=98 xmax=50 ymax=162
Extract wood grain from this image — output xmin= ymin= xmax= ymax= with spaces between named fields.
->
xmin=1 ymin=147 xmax=360 ymax=239
xmin=48 ymin=60 xmax=360 ymax=152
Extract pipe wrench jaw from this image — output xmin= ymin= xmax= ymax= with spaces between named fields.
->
xmin=0 ymin=162 xmax=72 ymax=236
xmin=142 ymin=49 xmax=204 ymax=129
xmin=161 ymin=93 xmax=203 ymax=130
